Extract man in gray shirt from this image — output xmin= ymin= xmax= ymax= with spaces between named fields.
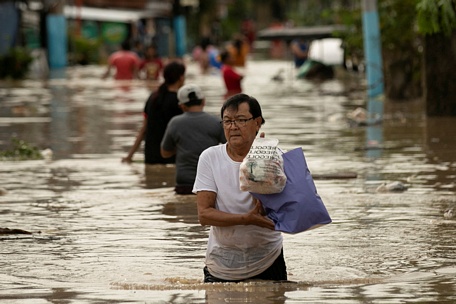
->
xmin=161 ymin=84 xmax=226 ymax=194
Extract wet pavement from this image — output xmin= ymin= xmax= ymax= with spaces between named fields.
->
xmin=0 ymin=60 xmax=455 ymax=303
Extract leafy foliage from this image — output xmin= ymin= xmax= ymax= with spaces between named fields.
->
xmin=332 ymin=5 xmax=363 ymax=57
xmin=417 ymin=0 xmax=456 ymax=35
xmin=68 ymin=34 xmax=102 ymax=65
xmin=0 ymin=47 xmax=33 ymax=80
xmin=335 ymin=0 xmax=421 ymax=56
xmin=333 ymin=1 xmax=424 ymax=99
xmin=219 ymin=0 xmax=251 ymax=42
xmin=0 ymin=138 xmax=43 ymax=161
xmin=287 ymin=0 xmax=336 ymax=26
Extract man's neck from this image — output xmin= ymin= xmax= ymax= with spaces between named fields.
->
xmin=226 ymin=144 xmax=249 ymax=162
xmin=167 ymin=83 xmax=181 ymax=92
xmin=185 ymin=106 xmax=204 ymax=113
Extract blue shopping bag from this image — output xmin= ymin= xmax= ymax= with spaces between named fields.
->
xmin=251 ymin=148 xmax=332 ymax=233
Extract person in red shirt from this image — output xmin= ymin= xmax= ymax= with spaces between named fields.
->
xmin=139 ymin=45 xmax=164 ymax=81
xmin=220 ymin=50 xmax=244 ymax=100
xmin=103 ymin=41 xmax=141 ymax=80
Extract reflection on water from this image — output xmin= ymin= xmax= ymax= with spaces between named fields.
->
xmin=1 ymin=61 xmax=455 ymax=303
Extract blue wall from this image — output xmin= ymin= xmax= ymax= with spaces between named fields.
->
xmin=0 ymin=2 xmax=19 ymax=55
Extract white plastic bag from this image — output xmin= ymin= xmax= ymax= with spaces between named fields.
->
xmin=239 ymin=138 xmax=287 ymax=194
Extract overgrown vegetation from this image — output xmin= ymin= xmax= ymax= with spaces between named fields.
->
xmin=68 ymin=34 xmax=102 ymax=65
xmin=333 ymin=0 xmax=456 ymax=101
xmin=0 ymin=47 xmax=33 ymax=80
xmin=0 ymin=138 xmax=43 ymax=161
xmin=417 ymin=0 xmax=456 ymax=35
xmin=219 ymin=0 xmax=252 ymax=42
xmin=334 ymin=1 xmax=424 ymax=100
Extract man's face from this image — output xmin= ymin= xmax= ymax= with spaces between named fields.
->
xmin=222 ymin=102 xmax=260 ymax=147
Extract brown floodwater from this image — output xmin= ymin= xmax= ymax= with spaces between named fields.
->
xmin=1 ymin=60 xmax=455 ymax=303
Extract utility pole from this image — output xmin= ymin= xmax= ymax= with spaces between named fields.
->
xmin=173 ymin=0 xmax=186 ymax=57
xmin=46 ymin=0 xmax=67 ymax=68
xmin=362 ymin=0 xmax=384 ymax=158
xmin=362 ymin=0 xmax=384 ymax=123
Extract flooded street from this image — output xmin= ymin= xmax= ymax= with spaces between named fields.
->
xmin=1 ymin=60 xmax=455 ymax=303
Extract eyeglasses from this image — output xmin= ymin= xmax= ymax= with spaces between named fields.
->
xmin=220 ymin=117 xmax=254 ymax=128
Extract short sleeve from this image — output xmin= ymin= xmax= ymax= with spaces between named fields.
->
xmin=193 ymin=148 xmax=217 ymax=194
xmin=161 ymin=120 xmax=176 ymax=151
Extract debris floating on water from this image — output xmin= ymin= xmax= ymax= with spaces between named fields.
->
xmin=444 ymin=208 xmax=454 ymax=219
xmin=376 ymin=181 xmax=408 ymax=193
xmin=0 ymin=187 xmax=7 ymax=195
xmin=0 ymin=228 xmax=33 ymax=235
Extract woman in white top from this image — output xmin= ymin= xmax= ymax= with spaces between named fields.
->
xmin=193 ymin=94 xmax=286 ymax=282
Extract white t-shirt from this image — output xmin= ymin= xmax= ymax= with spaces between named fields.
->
xmin=193 ymin=143 xmax=283 ymax=280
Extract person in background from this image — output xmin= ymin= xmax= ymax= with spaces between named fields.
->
xmin=290 ymin=38 xmax=309 ymax=68
xmin=121 ymin=61 xmax=186 ymax=164
xmin=220 ymin=50 xmax=243 ymax=100
xmin=139 ymin=45 xmax=164 ymax=81
xmin=208 ymin=46 xmax=222 ymax=70
xmin=103 ymin=40 xmax=141 ymax=80
xmin=197 ymin=37 xmax=212 ymax=74
xmin=241 ymin=18 xmax=256 ymax=50
xmin=226 ymin=34 xmax=250 ymax=67
xmin=160 ymin=84 xmax=226 ymax=195
xmin=132 ymin=40 xmax=145 ymax=59
xmin=193 ymin=93 xmax=287 ymax=283
xmin=268 ymin=20 xmax=286 ymax=59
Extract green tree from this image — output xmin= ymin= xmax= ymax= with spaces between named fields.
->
xmin=335 ymin=0 xmax=456 ymax=112
xmin=336 ymin=0 xmax=422 ymax=101
xmin=287 ymin=0 xmax=336 ymax=26
xmin=0 ymin=47 xmax=33 ymax=80
xmin=0 ymin=138 xmax=43 ymax=160
xmin=417 ymin=0 xmax=456 ymax=35
xmin=379 ymin=0 xmax=423 ymax=100
xmin=416 ymin=0 xmax=456 ymax=115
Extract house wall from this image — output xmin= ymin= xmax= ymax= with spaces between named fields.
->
xmin=0 ymin=1 xmax=19 ymax=55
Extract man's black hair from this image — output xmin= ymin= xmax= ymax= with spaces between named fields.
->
xmin=220 ymin=50 xmax=230 ymax=64
xmin=221 ymin=93 xmax=265 ymax=125
xmin=121 ymin=40 xmax=131 ymax=51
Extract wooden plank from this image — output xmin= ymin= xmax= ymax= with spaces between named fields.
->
xmin=312 ymin=172 xmax=358 ymax=180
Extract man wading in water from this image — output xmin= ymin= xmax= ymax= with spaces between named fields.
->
xmin=193 ymin=94 xmax=287 ymax=282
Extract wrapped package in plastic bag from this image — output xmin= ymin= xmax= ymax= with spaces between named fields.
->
xmin=239 ymin=138 xmax=287 ymax=194
xmin=251 ymin=148 xmax=332 ymax=234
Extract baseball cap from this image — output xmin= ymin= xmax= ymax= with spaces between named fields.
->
xmin=177 ymin=84 xmax=205 ymax=105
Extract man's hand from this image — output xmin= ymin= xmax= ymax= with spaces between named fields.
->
xmin=121 ymin=157 xmax=132 ymax=163
xmin=247 ymin=197 xmax=275 ymax=230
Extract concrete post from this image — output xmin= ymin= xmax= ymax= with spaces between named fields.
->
xmin=362 ymin=0 xmax=384 ymax=158
xmin=362 ymin=0 xmax=384 ymax=121
xmin=46 ymin=0 xmax=67 ymax=68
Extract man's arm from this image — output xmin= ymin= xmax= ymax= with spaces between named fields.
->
xmin=291 ymin=41 xmax=308 ymax=59
xmin=121 ymin=117 xmax=147 ymax=163
xmin=102 ymin=64 xmax=112 ymax=79
xmin=160 ymin=147 xmax=176 ymax=158
xmin=196 ymin=191 xmax=275 ymax=229
xmin=133 ymin=57 xmax=140 ymax=79
xmin=160 ymin=126 xmax=176 ymax=158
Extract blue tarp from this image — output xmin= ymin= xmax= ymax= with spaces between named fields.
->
xmin=251 ymin=148 xmax=332 ymax=234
